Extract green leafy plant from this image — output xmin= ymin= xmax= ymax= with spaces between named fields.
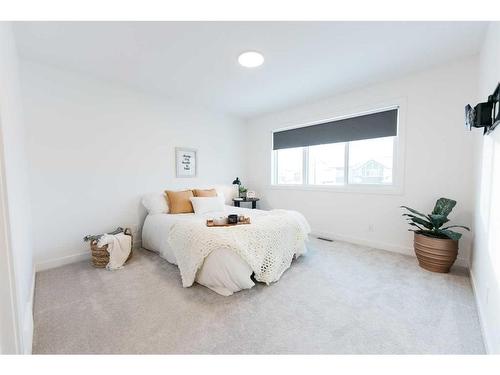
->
xmin=401 ymin=197 xmax=470 ymax=241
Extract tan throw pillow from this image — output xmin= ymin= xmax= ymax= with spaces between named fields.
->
xmin=193 ymin=188 xmax=217 ymax=197
xmin=165 ymin=190 xmax=194 ymax=214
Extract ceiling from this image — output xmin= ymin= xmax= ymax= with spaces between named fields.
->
xmin=13 ymin=22 xmax=488 ymax=119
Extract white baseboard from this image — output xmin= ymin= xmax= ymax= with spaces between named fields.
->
xmin=311 ymin=231 xmax=469 ymax=268
xmin=35 ymin=251 xmax=90 ymax=272
xmin=35 ymin=240 xmax=142 ymax=272
xmin=469 ymin=269 xmax=491 ymax=354
xmin=22 ymin=267 xmax=35 ymax=354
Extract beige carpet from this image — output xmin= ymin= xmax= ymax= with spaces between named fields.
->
xmin=32 ymin=238 xmax=484 ymax=354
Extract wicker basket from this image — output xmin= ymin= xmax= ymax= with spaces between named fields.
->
xmin=90 ymin=228 xmax=133 ymax=268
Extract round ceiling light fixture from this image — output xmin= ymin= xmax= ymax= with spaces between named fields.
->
xmin=238 ymin=51 xmax=264 ymax=68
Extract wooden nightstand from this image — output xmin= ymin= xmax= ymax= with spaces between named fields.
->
xmin=233 ymin=198 xmax=260 ymax=209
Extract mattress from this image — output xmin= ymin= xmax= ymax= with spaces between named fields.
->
xmin=142 ymin=205 xmax=258 ymax=296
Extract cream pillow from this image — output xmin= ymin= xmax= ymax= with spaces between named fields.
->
xmin=165 ymin=190 xmax=194 ymax=214
xmin=190 ymin=196 xmax=225 ymax=215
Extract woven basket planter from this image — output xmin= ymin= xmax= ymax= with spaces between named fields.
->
xmin=90 ymin=228 xmax=133 ymax=268
xmin=414 ymin=233 xmax=458 ymax=273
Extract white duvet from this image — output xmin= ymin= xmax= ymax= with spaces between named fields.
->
xmin=142 ymin=206 xmax=310 ymax=296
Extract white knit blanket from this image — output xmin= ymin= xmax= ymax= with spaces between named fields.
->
xmin=97 ymin=232 xmax=132 ymax=271
xmin=167 ymin=209 xmax=311 ymax=287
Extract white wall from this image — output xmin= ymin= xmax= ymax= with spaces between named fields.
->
xmin=20 ymin=60 xmax=245 ymax=269
xmin=245 ymin=57 xmax=478 ymax=267
xmin=471 ymin=22 xmax=500 ymax=354
xmin=0 ymin=22 xmax=34 ymax=354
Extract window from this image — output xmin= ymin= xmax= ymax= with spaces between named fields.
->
xmin=272 ymin=108 xmax=399 ymax=188
xmin=308 ymin=143 xmax=345 ymax=185
xmin=275 ymin=146 xmax=304 ymax=184
xmin=348 ymin=137 xmax=394 ymax=185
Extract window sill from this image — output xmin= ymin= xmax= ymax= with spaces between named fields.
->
xmin=267 ymin=184 xmax=403 ymax=195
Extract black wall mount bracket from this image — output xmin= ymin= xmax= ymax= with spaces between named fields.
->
xmin=465 ymin=82 xmax=500 ymax=135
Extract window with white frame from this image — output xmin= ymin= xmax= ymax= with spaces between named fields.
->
xmin=272 ymin=108 xmax=398 ymax=187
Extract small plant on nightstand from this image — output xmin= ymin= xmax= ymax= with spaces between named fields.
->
xmin=239 ymin=185 xmax=247 ymax=198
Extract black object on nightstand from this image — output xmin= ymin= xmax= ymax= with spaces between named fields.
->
xmin=233 ymin=197 xmax=260 ymax=209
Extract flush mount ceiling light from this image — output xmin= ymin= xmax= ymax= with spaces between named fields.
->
xmin=238 ymin=51 xmax=264 ymax=68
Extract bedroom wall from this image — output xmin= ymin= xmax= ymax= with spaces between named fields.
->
xmin=0 ymin=22 xmax=34 ymax=354
xmin=244 ymin=57 xmax=478 ymax=267
xmin=19 ymin=60 xmax=246 ymax=270
xmin=471 ymin=21 xmax=500 ymax=354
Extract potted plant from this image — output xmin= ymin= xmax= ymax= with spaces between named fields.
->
xmin=401 ymin=197 xmax=470 ymax=273
xmin=239 ymin=185 xmax=248 ymax=198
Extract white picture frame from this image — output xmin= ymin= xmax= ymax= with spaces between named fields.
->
xmin=175 ymin=147 xmax=197 ymax=178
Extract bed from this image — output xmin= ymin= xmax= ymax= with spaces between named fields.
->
xmin=142 ymin=204 xmax=310 ymax=296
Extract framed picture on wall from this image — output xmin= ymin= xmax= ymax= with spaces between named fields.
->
xmin=175 ymin=147 xmax=197 ymax=178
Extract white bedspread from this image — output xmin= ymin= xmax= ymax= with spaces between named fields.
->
xmin=142 ymin=206 xmax=310 ymax=295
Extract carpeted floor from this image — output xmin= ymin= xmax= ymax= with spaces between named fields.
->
xmin=32 ymin=238 xmax=485 ymax=354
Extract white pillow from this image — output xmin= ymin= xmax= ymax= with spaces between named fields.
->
xmin=216 ymin=190 xmax=225 ymax=202
xmin=141 ymin=192 xmax=168 ymax=215
xmin=190 ymin=196 xmax=225 ymax=215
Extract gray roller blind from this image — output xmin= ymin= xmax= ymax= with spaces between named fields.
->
xmin=273 ymin=108 xmax=398 ymax=150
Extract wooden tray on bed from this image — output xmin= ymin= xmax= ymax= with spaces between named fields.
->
xmin=206 ymin=218 xmax=251 ymax=227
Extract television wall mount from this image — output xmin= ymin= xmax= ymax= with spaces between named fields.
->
xmin=465 ymin=82 xmax=500 ymax=135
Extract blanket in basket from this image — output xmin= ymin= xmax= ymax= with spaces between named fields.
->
xmin=167 ymin=209 xmax=311 ymax=287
